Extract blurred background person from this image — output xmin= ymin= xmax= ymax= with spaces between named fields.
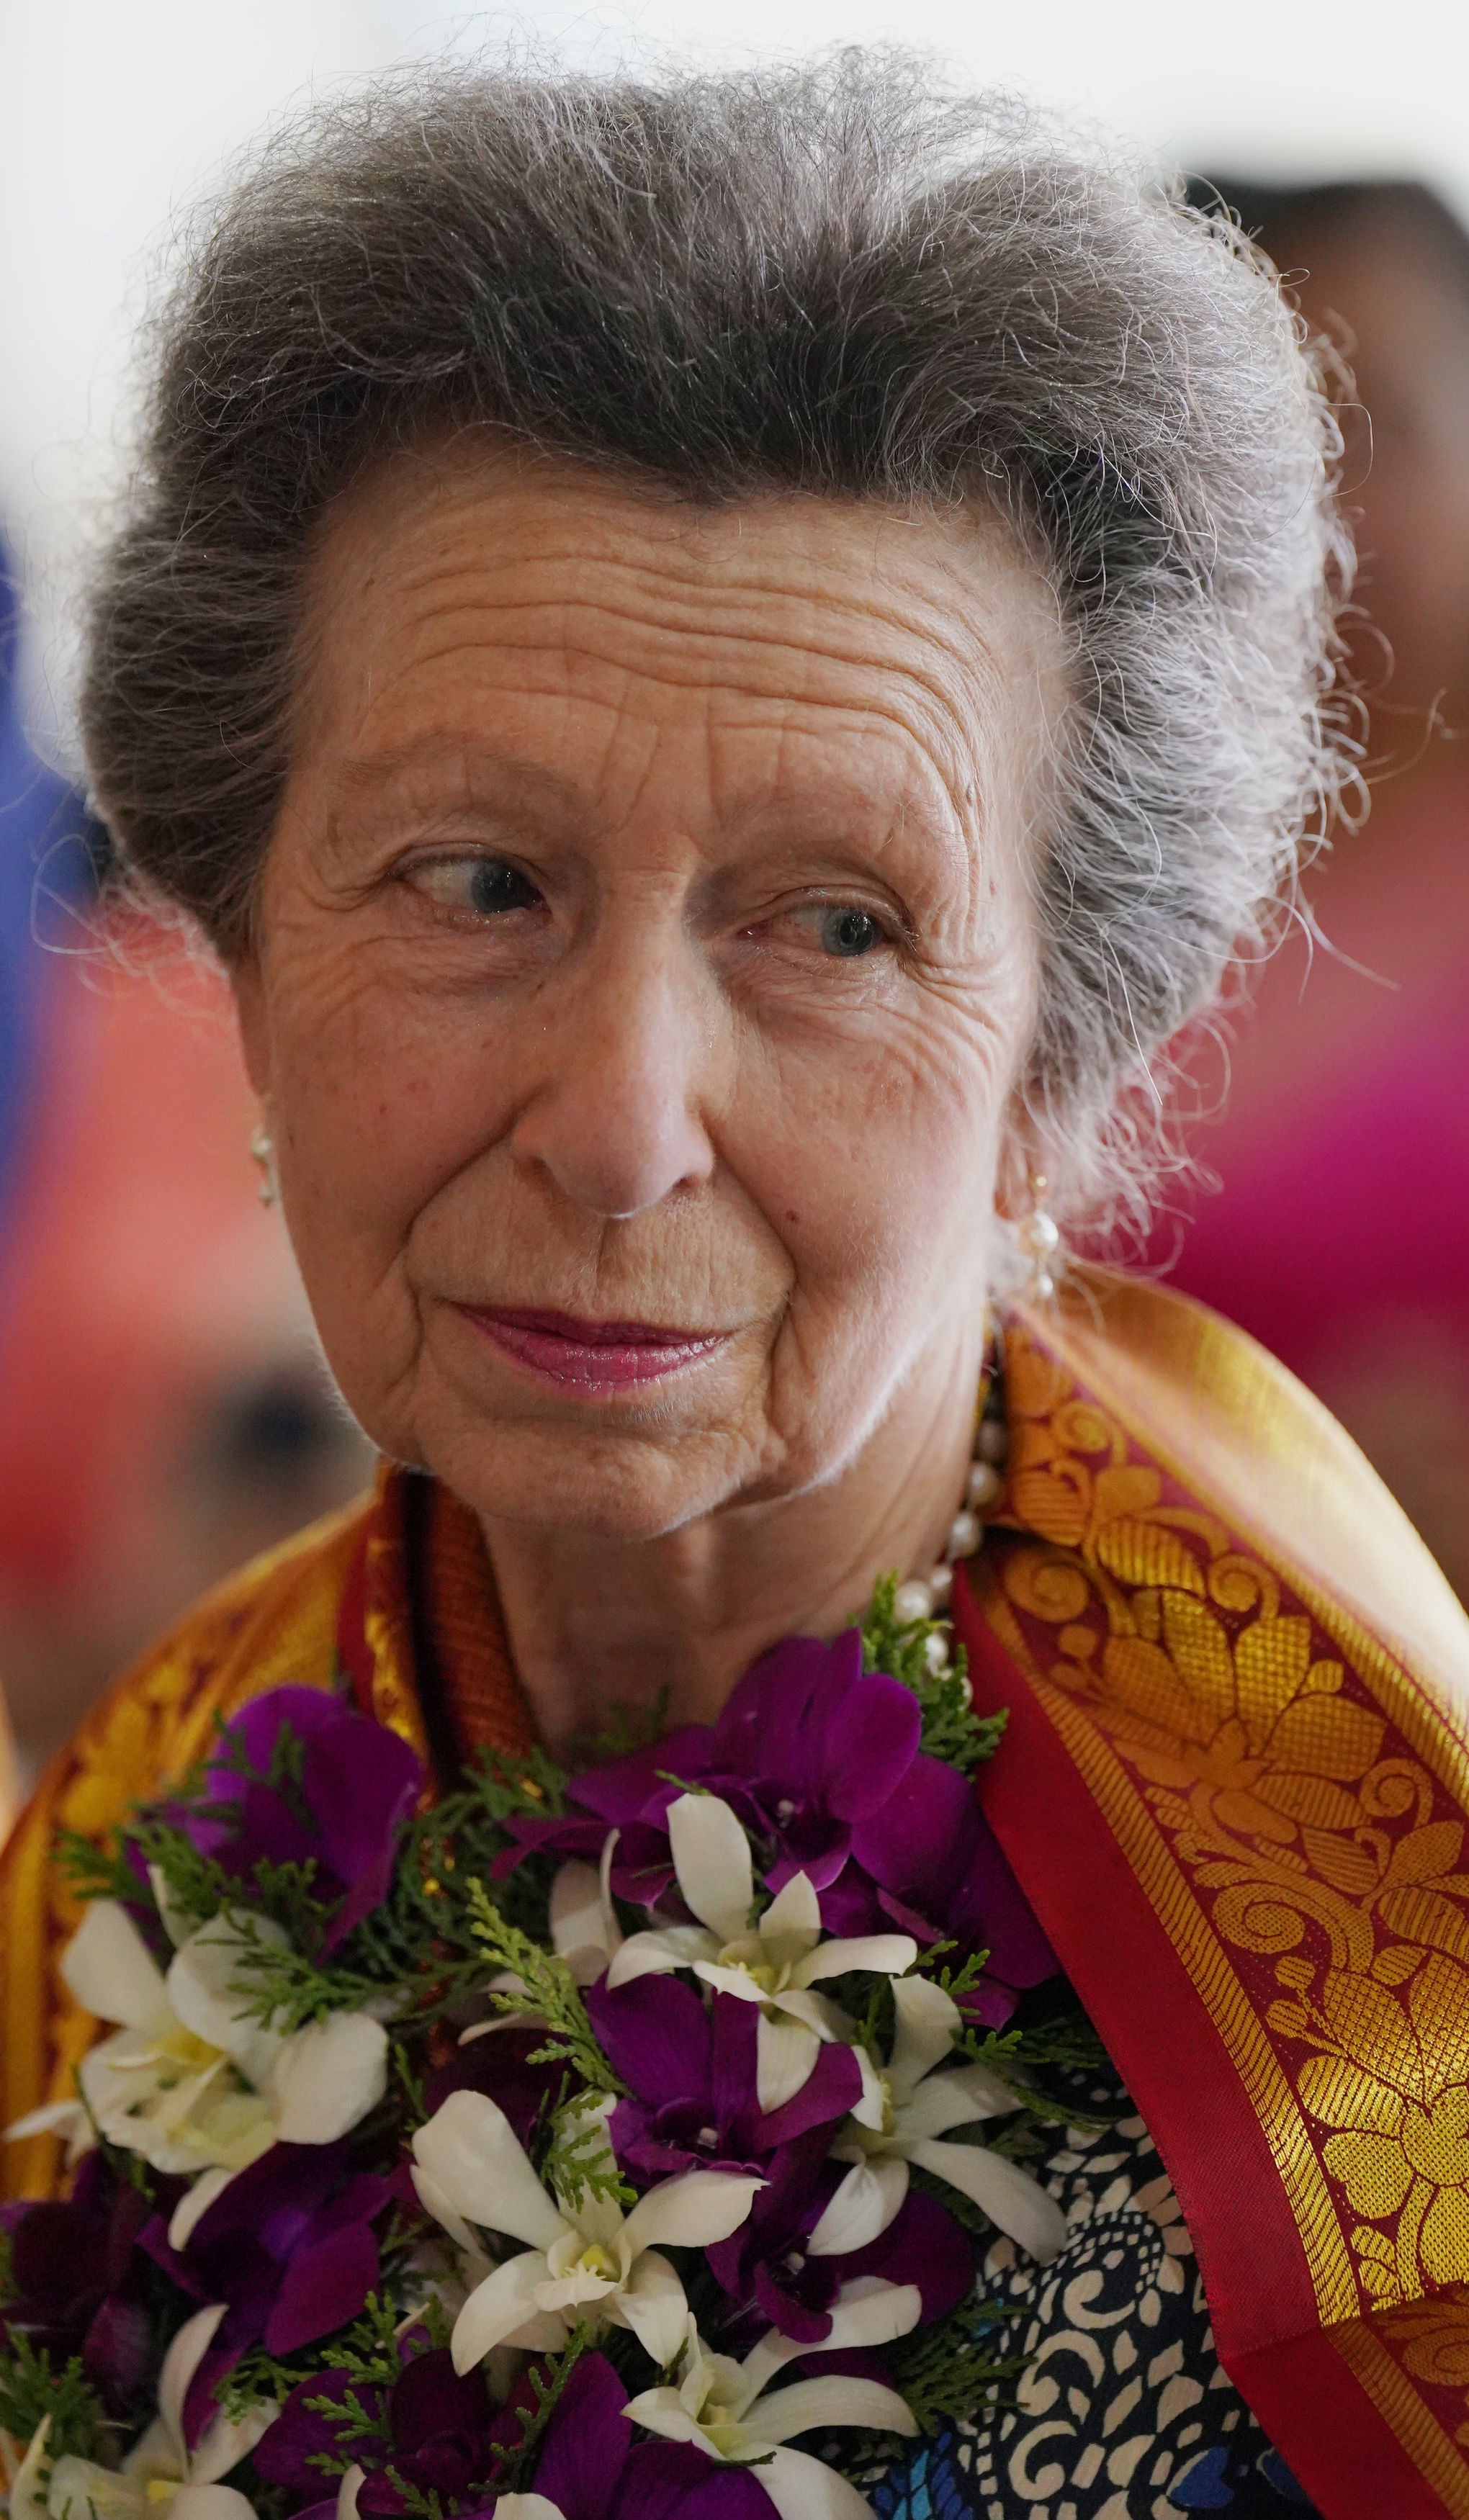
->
xmin=0 ymin=529 xmax=371 ymax=1792
xmin=1161 ymin=178 xmax=1469 ymax=1603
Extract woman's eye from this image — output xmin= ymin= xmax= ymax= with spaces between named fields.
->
xmin=816 ymin=905 xmax=886 ymax=958
xmin=408 ymin=855 xmax=544 ymax=917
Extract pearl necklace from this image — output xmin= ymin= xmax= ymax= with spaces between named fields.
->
xmin=890 ymin=1371 xmax=1007 ymax=1695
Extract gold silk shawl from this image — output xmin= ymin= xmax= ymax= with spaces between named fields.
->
xmin=4 ymin=1268 xmax=1469 ymax=2516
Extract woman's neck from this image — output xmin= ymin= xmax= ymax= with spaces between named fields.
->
xmin=479 ymin=1321 xmax=984 ymax=1760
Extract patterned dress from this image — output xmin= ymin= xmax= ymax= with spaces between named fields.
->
xmin=867 ymin=2071 xmax=1322 ymax=2520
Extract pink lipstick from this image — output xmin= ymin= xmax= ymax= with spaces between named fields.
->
xmin=459 ymin=1305 xmax=727 ymax=1391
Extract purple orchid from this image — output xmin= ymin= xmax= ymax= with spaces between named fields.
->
xmin=423 ymin=2018 xmax=580 ymax=2146
xmin=845 ymin=1755 xmax=1056 ymax=2025
xmin=501 ymin=1632 xmax=919 ymax=1902
xmin=139 ymin=2139 xmax=411 ymax=2442
xmin=706 ymin=2121 xmax=975 ymax=2345
xmin=258 ymin=2346 xmax=774 ymax=2520
xmin=0 ymin=2152 xmax=154 ymax=2413
xmin=256 ymin=2346 xmax=497 ymax=2517
xmin=185 ymin=1686 xmax=423 ymax=1953
xmin=588 ymin=1978 xmax=862 ymax=2182
xmin=498 ymin=1632 xmax=1055 ymax=2027
xmin=495 ymin=2350 xmax=778 ymax=2520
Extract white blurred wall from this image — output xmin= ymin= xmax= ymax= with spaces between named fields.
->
xmin=2 ymin=0 xmax=1468 ymax=744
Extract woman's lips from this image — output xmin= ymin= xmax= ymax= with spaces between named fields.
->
xmin=459 ymin=1304 xmax=729 ymax=1391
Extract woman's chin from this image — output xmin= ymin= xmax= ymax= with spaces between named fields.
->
xmin=421 ymin=1410 xmax=772 ymax=1544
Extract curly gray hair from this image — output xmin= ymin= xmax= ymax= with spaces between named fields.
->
xmin=80 ymin=50 xmax=1349 ymax=1223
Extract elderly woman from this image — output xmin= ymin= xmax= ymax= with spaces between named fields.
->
xmin=4 ymin=56 xmax=1468 ymax=2520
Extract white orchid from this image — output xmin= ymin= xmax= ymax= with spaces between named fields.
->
xmin=5 ymin=1892 xmax=389 ymax=2251
xmin=606 ymin=1794 xmax=917 ymax=2113
xmin=411 ymin=2088 xmax=765 ymax=2374
xmin=547 ymin=1833 xmax=624 ymax=1988
xmin=9 ymin=2305 xmax=274 ymax=2520
xmin=626 ymin=2289 xmax=922 ymax=2520
xmin=835 ymin=1976 xmax=1069 ymax=2263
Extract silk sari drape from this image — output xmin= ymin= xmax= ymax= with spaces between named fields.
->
xmin=5 ymin=1269 xmax=1469 ymax=2516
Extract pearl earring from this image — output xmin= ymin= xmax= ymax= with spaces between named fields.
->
xmin=249 ymin=1122 xmax=278 ymax=1207
xmin=1019 ymin=1172 xmax=1059 ymax=1302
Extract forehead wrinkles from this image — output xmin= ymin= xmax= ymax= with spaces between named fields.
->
xmin=299 ymin=464 xmax=1046 ymax=817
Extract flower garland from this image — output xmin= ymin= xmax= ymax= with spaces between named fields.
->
xmin=1 ymin=1568 xmax=1108 ymax=2520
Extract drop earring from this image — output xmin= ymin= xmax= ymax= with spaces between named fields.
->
xmin=249 ymin=1122 xmax=278 ymax=1207
xmin=1018 ymin=1171 xmax=1059 ymax=1302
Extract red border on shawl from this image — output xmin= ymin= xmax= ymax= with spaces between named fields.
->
xmin=954 ymin=1567 xmax=1447 ymax=2520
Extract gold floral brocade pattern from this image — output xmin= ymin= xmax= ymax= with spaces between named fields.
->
xmin=985 ymin=1317 xmax=1469 ymax=2478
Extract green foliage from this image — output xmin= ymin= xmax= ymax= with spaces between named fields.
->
xmin=1009 ymin=2003 xmax=1110 ymax=2075
xmin=320 ymin=2292 xmax=412 ymax=2391
xmin=851 ymin=1974 xmax=894 ymax=2058
xmin=907 ymin=1943 xmax=1095 ymax=2116
xmin=218 ymin=2346 xmax=312 ymax=2426
xmin=299 ymin=2398 xmax=383 ymax=2474
xmin=906 ymin=1946 xmax=1117 ymax=2133
xmin=466 ymin=1881 xmax=625 ymax=2100
xmin=0 ymin=2337 xmax=107 ymax=2465
xmin=861 ymin=1574 xmax=1007 ymax=1775
xmin=881 ymin=2293 xmax=1028 ymax=2434
xmin=570 ymin=1690 xmax=672 ymax=1771
xmin=54 ymin=1831 xmax=145 ymax=1909
xmin=380 ymin=2474 xmax=445 ymax=2520
xmin=542 ymin=2110 xmax=635 ymax=2218
xmin=832 ymin=2296 xmax=1027 ymax=2485
xmin=294 ymin=2297 xmax=436 ymax=2476
xmin=482 ymin=2331 xmax=595 ymax=2499
xmin=991 ymin=1988 xmax=1121 ymax=2132
xmin=912 ymin=1939 xmax=1005 ymax=2021
xmin=220 ymin=2291 xmax=454 ymax=2440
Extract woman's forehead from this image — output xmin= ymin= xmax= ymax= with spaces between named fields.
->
xmin=293 ymin=438 xmax=1061 ymax=801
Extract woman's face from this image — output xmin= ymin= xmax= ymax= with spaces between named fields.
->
xmin=235 ymin=446 xmax=1056 ymax=1540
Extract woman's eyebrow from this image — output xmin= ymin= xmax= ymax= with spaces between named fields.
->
xmin=320 ymin=740 xmax=589 ymax=825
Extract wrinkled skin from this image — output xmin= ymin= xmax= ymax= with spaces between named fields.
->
xmin=235 ymin=442 xmax=1059 ymax=1745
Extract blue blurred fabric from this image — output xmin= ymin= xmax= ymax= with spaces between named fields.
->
xmin=0 ymin=538 xmax=100 ymax=1222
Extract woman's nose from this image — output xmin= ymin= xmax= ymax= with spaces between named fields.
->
xmin=509 ymin=941 xmax=718 ymax=1220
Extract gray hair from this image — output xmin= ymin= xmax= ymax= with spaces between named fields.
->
xmin=80 ymin=50 xmax=1350 ymax=1224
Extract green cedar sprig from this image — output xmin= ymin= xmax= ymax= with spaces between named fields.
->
xmin=541 ymin=2110 xmax=636 ymax=2218
xmin=568 ymin=1689 xmax=673 ymax=1772
xmin=861 ymin=1573 xmax=1007 ymax=1774
xmin=295 ymin=2297 xmax=454 ymax=2475
xmin=481 ymin=2331 xmax=595 ymax=2500
xmin=881 ymin=2293 xmax=1028 ymax=2434
xmin=219 ymin=2292 xmax=453 ymax=2439
xmin=464 ymin=1882 xmax=626 ymax=2101
xmin=0 ymin=2338 xmax=108 ymax=2466
xmin=53 ymin=1832 xmax=145 ymax=1909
